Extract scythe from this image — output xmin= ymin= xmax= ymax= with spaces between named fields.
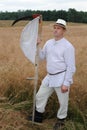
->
xmin=12 ymin=14 xmax=42 ymax=124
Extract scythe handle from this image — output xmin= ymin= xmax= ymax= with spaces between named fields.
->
xmin=32 ymin=15 xmax=42 ymax=124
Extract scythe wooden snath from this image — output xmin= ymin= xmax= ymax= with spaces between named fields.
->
xmin=32 ymin=15 xmax=42 ymax=123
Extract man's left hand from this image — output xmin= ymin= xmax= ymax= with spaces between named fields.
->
xmin=61 ymin=85 xmax=68 ymax=93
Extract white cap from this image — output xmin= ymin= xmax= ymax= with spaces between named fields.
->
xmin=55 ymin=19 xmax=66 ymax=29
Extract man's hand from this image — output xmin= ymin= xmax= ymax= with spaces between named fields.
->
xmin=37 ymin=37 xmax=42 ymax=45
xmin=61 ymin=85 xmax=68 ymax=93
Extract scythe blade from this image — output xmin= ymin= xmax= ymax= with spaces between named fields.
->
xmin=12 ymin=14 xmax=41 ymax=26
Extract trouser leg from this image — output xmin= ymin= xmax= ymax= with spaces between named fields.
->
xmin=36 ymin=84 xmax=54 ymax=113
xmin=54 ymin=87 xmax=70 ymax=119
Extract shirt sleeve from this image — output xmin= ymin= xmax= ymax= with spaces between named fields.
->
xmin=63 ymin=46 xmax=76 ymax=87
xmin=39 ymin=43 xmax=47 ymax=60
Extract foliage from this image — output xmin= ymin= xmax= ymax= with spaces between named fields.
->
xmin=0 ymin=8 xmax=87 ymax=23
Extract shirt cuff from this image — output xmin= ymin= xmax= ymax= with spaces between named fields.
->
xmin=63 ymin=81 xmax=70 ymax=87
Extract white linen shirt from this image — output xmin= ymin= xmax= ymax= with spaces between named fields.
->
xmin=39 ymin=38 xmax=76 ymax=87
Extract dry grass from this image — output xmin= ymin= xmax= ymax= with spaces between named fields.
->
xmin=0 ymin=20 xmax=87 ymax=129
xmin=0 ymin=21 xmax=87 ymax=93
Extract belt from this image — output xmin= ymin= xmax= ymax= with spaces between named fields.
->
xmin=48 ymin=70 xmax=66 ymax=75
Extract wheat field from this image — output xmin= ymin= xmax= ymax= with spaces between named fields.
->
xmin=0 ymin=20 xmax=87 ymax=129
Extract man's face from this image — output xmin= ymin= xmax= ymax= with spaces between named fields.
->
xmin=53 ymin=24 xmax=65 ymax=38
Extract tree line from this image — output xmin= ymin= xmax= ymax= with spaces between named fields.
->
xmin=0 ymin=8 xmax=87 ymax=23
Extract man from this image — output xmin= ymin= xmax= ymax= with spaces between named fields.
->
xmin=30 ymin=19 xmax=76 ymax=128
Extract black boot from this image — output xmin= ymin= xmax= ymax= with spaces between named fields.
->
xmin=53 ymin=118 xmax=66 ymax=130
xmin=28 ymin=110 xmax=43 ymax=123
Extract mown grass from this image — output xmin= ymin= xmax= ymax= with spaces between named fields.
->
xmin=0 ymin=20 xmax=87 ymax=129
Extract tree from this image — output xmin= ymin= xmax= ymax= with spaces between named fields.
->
xmin=0 ymin=9 xmax=87 ymax=23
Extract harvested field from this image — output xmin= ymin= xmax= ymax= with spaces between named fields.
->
xmin=0 ymin=20 xmax=87 ymax=129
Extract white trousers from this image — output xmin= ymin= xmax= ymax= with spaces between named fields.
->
xmin=36 ymin=84 xmax=69 ymax=119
